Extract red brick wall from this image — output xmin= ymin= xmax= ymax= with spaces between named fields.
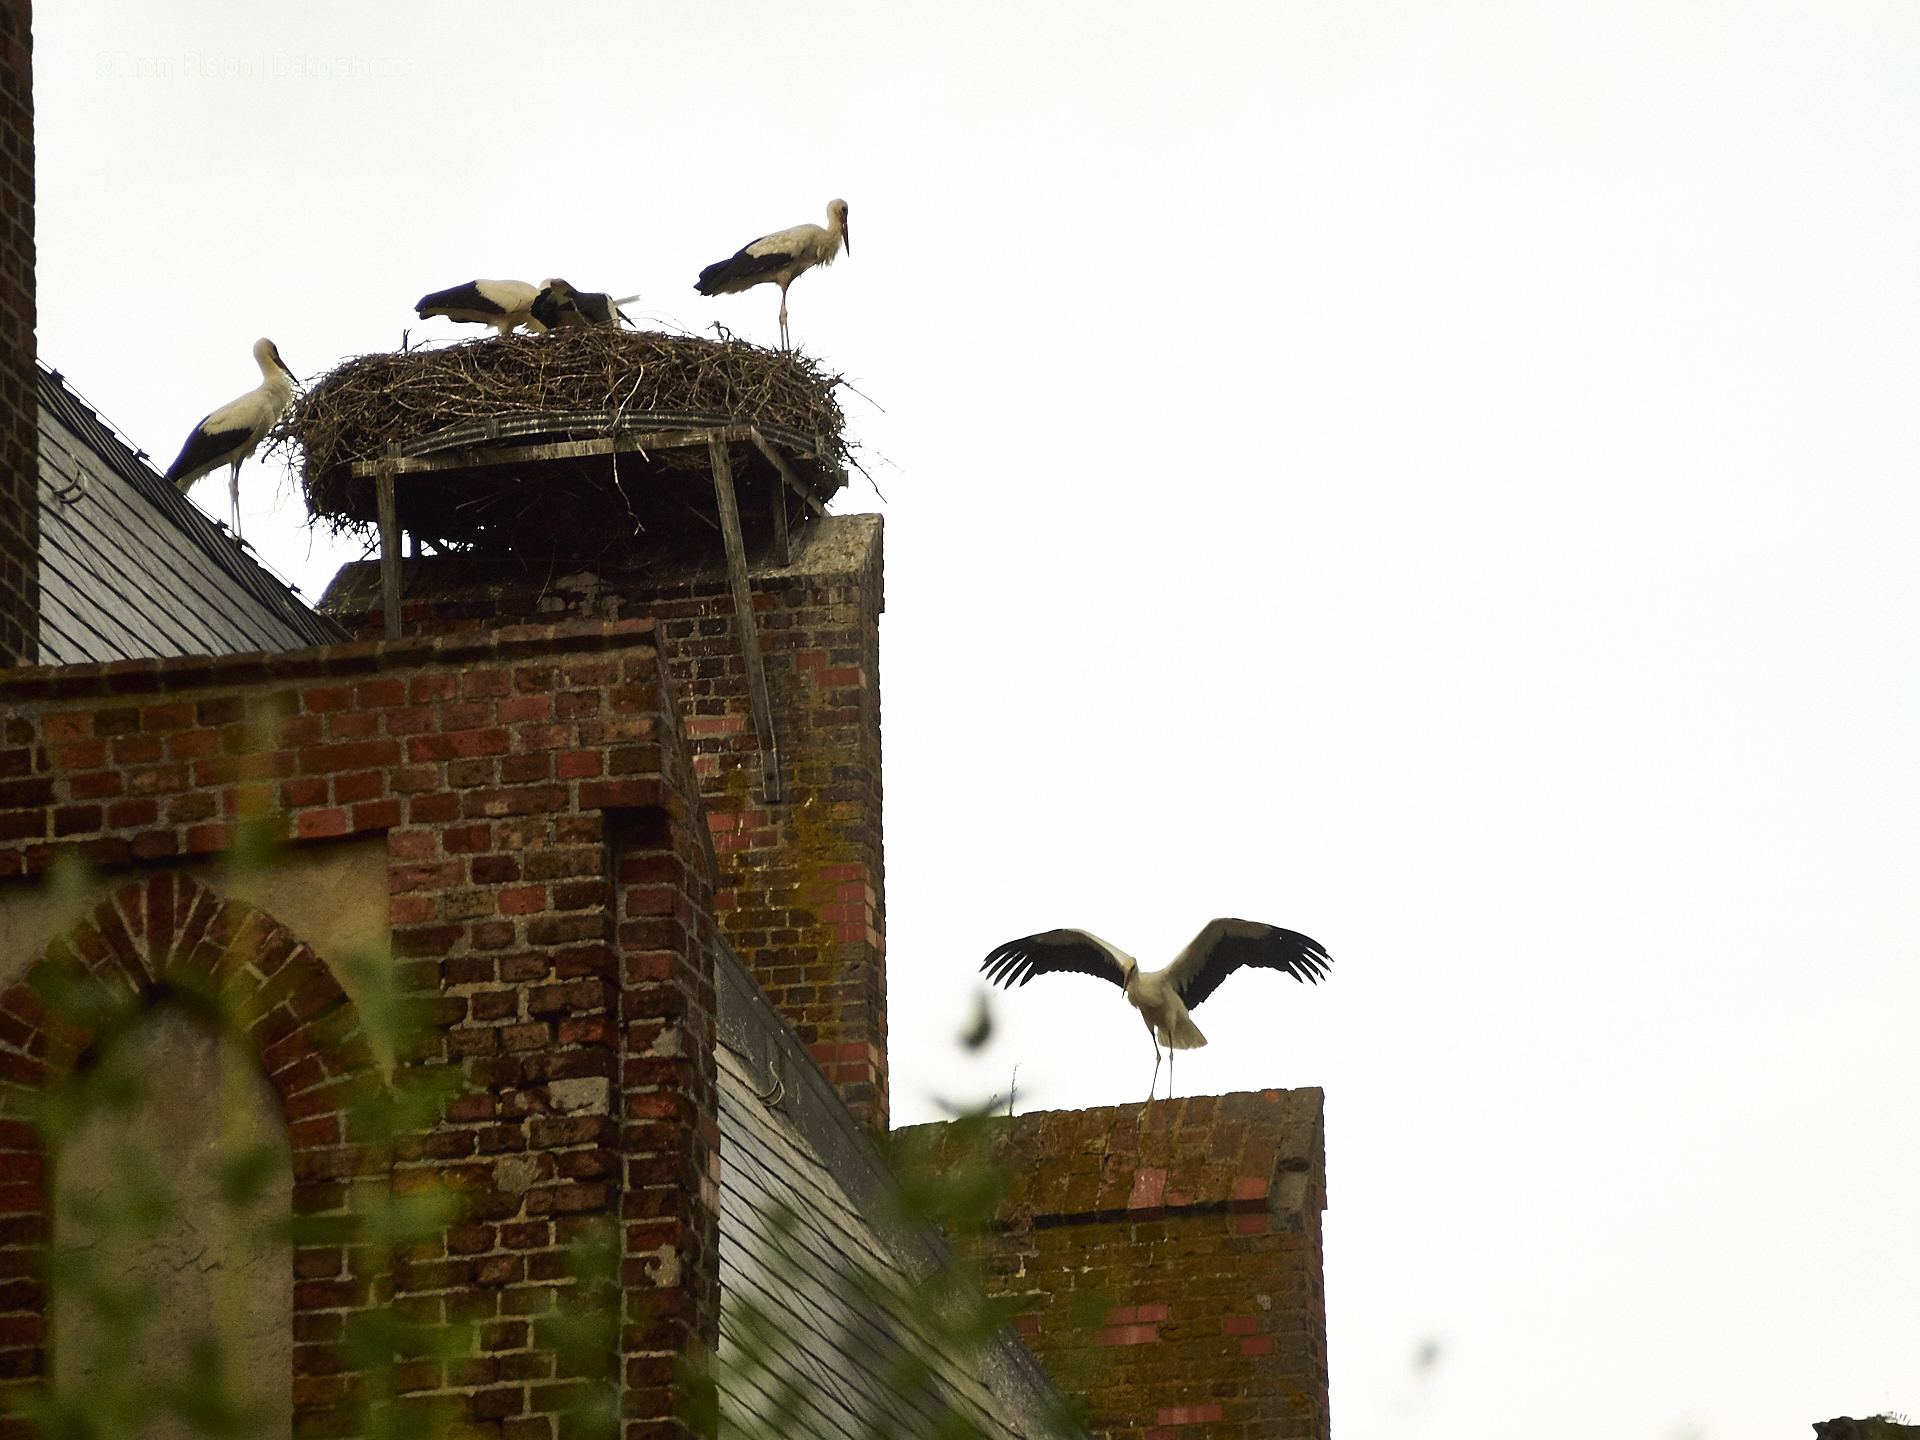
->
xmin=0 ymin=621 xmax=721 ymax=1439
xmin=320 ymin=516 xmax=888 ymax=1130
xmin=655 ymin=554 xmax=886 ymax=1132
xmin=898 ymin=1090 xmax=1331 ymax=1440
xmin=612 ymin=806 xmax=721 ymax=1422
xmin=0 ymin=0 xmax=34 ymax=667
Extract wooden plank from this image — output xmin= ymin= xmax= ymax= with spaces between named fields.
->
xmin=346 ymin=421 xmax=834 ymax=519
xmin=390 ymin=408 xmax=821 ymax=463
xmin=350 ymin=427 xmax=726 ymax=477
xmin=768 ymin=458 xmax=790 ymax=567
xmin=708 ymin=433 xmax=783 ymax=804
xmin=748 ymin=426 xmax=829 ymax=519
xmin=376 ymin=441 xmax=402 ymax=640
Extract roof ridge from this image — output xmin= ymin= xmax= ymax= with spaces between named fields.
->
xmin=36 ymin=360 xmax=346 ymax=648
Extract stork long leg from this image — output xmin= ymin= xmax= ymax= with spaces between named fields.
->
xmin=1147 ymin=1033 xmax=1162 ymax=1107
xmin=777 ymin=280 xmax=792 ymax=352
xmin=228 ymin=459 xmax=243 ymax=540
xmin=1169 ymin=1047 xmax=1175 ymax=1103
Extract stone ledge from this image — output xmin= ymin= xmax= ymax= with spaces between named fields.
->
xmin=0 ymin=619 xmax=659 ymax=701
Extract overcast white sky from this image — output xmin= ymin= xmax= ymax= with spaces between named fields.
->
xmin=32 ymin=3 xmax=1920 ymax=1437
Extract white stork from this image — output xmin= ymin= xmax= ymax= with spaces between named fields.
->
xmin=981 ymin=919 xmax=1332 ymax=1102
xmin=529 ymin=279 xmax=632 ymax=331
xmin=414 ymin=279 xmax=546 ymax=336
xmin=695 ymin=199 xmax=850 ymax=350
xmin=163 ymin=338 xmax=295 ymax=539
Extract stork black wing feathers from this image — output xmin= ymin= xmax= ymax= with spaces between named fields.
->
xmin=696 ymin=248 xmax=795 ymax=294
xmin=572 ymin=291 xmax=619 ymax=326
xmin=530 ymin=289 xmax=565 ymax=331
xmin=980 ymin=930 xmax=1127 ymax=990
xmin=165 ymin=422 xmax=253 ymax=487
xmin=416 ymin=282 xmax=502 ymax=318
xmin=1175 ymin=923 xmax=1331 ymax=1010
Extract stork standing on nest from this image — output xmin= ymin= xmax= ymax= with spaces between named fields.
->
xmin=414 ymin=279 xmax=547 ymax=336
xmin=981 ymin=918 xmax=1332 ymax=1102
xmin=530 ymin=279 xmax=633 ymax=331
xmin=163 ymin=338 xmax=295 ymax=540
xmin=695 ymin=199 xmax=850 ymax=350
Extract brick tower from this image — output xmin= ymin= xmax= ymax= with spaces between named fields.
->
xmin=319 ymin=514 xmax=889 ymax=1131
xmin=899 ymin=1090 xmax=1333 ymax=1440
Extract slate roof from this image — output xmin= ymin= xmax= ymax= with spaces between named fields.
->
xmin=36 ymin=363 xmax=345 ymax=664
xmin=715 ymin=944 xmax=1073 ymax=1439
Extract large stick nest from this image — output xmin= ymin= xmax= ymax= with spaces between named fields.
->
xmin=278 ymin=329 xmax=851 ymax=562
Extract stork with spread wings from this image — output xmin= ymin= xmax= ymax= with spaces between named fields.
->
xmin=981 ymin=919 xmax=1331 ymax=1102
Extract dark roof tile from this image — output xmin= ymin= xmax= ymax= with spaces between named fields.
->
xmin=37 ymin=363 xmax=347 ymax=663
xmin=715 ymin=945 xmax=1074 ymax=1439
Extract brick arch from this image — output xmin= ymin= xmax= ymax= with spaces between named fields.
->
xmin=0 ymin=871 xmax=377 ymax=1422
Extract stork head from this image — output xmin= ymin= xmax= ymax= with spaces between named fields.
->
xmin=254 ymin=338 xmax=291 ymax=381
xmin=828 ymin=198 xmax=850 ymax=255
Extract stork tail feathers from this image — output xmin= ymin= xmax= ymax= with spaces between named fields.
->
xmin=1162 ymin=1014 xmax=1207 ymax=1050
xmin=165 ymin=423 xmax=253 ymax=492
xmin=696 ymin=251 xmax=791 ymax=296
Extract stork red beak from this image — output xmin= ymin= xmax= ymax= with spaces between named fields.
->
xmin=843 ymin=221 xmax=851 ymax=256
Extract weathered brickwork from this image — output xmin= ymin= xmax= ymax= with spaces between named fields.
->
xmin=899 ymin=1091 xmax=1331 ymax=1440
xmin=320 ymin=516 xmax=888 ymax=1129
xmin=0 ymin=0 xmax=34 ymax=666
xmin=613 ymin=806 xmax=721 ymax=1421
xmin=650 ymin=563 xmax=885 ymax=1132
xmin=0 ymin=620 xmax=721 ymax=1439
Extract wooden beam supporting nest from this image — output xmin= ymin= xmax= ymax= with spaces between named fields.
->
xmin=708 ymin=434 xmax=783 ymax=803
xmin=747 ymin=425 xmax=826 ymax=524
xmin=359 ymin=411 xmax=808 ymax=791
xmin=347 ymin=421 xmax=831 ymax=519
xmin=376 ymin=441 xmax=402 ymax=641
xmin=768 ymin=459 xmax=790 ymax=568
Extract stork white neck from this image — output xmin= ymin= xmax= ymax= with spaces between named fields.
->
xmin=253 ymin=338 xmax=291 ymax=383
xmin=823 ymin=199 xmax=850 ymax=261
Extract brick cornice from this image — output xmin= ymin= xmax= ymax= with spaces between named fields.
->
xmin=0 ymin=618 xmax=659 ymax=702
xmin=904 ymin=1088 xmax=1325 ymax=1225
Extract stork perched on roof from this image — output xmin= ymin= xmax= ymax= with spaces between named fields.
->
xmin=530 ymin=279 xmax=632 ymax=331
xmin=163 ymin=338 xmax=295 ymax=540
xmin=981 ymin=919 xmax=1332 ymax=1102
xmin=695 ymin=199 xmax=850 ymax=351
xmin=414 ymin=279 xmax=547 ymax=336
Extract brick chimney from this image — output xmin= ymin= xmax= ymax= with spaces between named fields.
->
xmin=319 ymin=513 xmax=890 ymax=1130
xmin=896 ymin=1088 xmax=1333 ymax=1439
xmin=0 ymin=0 xmax=34 ymax=668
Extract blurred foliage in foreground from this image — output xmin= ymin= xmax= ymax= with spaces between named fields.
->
xmin=11 ymin=821 xmax=1091 ymax=1439
xmin=680 ymin=1000 xmax=1100 ymax=1440
xmin=9 ymin=822 xmax=615 ymax=1440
